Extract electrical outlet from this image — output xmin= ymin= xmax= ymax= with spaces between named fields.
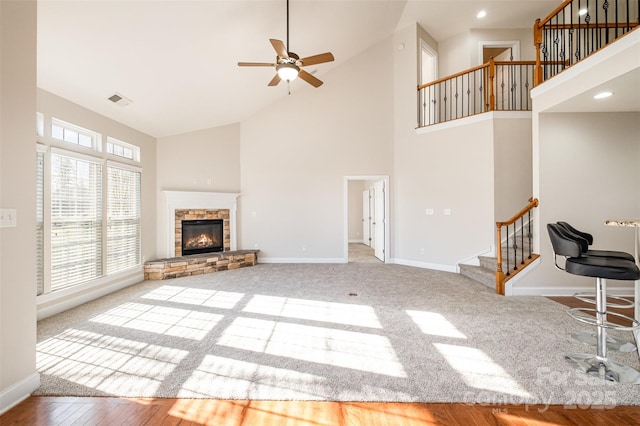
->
xmin=420 ymin=248 xmax=425 ymax=255
xmin=0 ymin=208 xmax=17 ymax=228
xmin=444 ymin=209 xmax=451 ymax=216
xmin=254 ymin=243 xmax=259 ymax=249
xmin=425 ymin=209 xmax=434 ymax=215
xmin=302 ymin=245 xmax=307 ymax=252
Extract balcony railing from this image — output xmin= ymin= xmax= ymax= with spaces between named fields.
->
xmin=417 ymin=0 xmax=638 ymax=128
xmin=417 ymin=59 xmax=535 ymax=128
xmin=534 ymin=0 xmax=639 ymax=85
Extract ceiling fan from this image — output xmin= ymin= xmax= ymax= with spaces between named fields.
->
xmin=237 ymin=0 xmax=335 ymax=88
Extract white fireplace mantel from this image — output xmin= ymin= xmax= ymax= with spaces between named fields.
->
xmin=162 ymin=191 xmax=239 ymax=258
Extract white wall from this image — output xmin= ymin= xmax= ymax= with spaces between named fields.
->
xmin=516 ymin=112 xmax=640 ymax=294
xmin=0 ymin=0 xmax=39 ymax=413
xmin=239 ymin=35 xmax=395 ymax=262
xmin=470 ymin=28 xmax=535 ymax=64
xmin=156 ymin=124 xmax=240 ymax=193
xmin=155 ymin=124 xmax=240 ymax=257
xmin=493 ymin=116 xmax=533 ymax=220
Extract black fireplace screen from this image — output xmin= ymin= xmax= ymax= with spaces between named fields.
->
xmin=181 ymin=219 xmax=224 ymax=255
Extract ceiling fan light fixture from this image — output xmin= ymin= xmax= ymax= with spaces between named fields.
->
xmin=277 ymin=63 xmax=299 ymax=81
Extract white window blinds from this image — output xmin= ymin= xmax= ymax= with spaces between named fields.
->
xmin=50 ymin=152 xmax=103 ymax=290
xmin=107 ymin=164 xmax=141 ymax=274
xmin=36 ymin=151 xmax=45 ymax=296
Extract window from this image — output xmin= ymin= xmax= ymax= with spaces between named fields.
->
xmin=38 ymin=116 xmax=143 ymax=296
xmin=50 ymin=150 xmax=103 ymax=291
xmin=51 ymin=118 xmax=100 ymax=151
xmin=107 ymin=137 xmax=140 ymax=162
xmin=36 ymin=149 xmax=45 ymax=296
xmin=107 ymin=164 xmax=141 ymax=274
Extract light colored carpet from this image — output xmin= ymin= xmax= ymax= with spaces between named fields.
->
xmin=348 ymin=243 xmax=382 ymax=264
xmin=35 ymin=263 xmax=640 ymax=404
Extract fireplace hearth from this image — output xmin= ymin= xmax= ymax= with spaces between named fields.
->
xmin=181 ymin=219 xmax=223 ymax=255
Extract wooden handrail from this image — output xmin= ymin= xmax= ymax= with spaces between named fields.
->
xmin=496 ymin=197 xmax=539 ymax=227
xmin=495 ymin=197 xmax=539 ymax=295
xmin=417 ymin=61 xmax=537 ymax=91
xmin=537 ymin=0 xmax=572 ymax=28
xmin=533 ymin=0 xmax=639 ymax=86
xmin=417 ymin=62 xmax=488 ymax=91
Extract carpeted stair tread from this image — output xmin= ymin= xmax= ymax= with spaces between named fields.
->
xmin=459 ymin=264 xmax=494 ymax=289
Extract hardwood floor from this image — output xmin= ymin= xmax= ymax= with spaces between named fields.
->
xmin=3 ymin=298 xmax=638 ymax=425
xmin=3 ymin=397 xmax=640 ymax=425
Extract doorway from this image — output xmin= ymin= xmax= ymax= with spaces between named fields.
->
xmin=344 ymin=176 xmax=389 ymax=263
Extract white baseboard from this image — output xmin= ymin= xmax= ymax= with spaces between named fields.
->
xmin=0 ymin=372 xmax=40 ymax=415
xmin=510 ymin=285 xmax=635 ymax=297
xmin=37 ymin=272 xmax=144 ymax=320
xmin=259 ymin=257 xmax=347 ymax=264
xmin=390 ymin=258 xmax=457 ymax=273
xmin=348 ymin=239 xmax=366 ymax=244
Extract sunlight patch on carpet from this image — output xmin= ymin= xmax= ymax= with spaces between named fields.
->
xmin=243 ymin=295 xmax=382 ymax=329
xmin=90 ymin=302 xmax=223 ymax=340
xmin=37 ymin=328 xmax=189 ymax=395
xmin=434 ymin=343 xmax=532 ymax=398
xmin=406 ymin=310 xmax=467 ymax=339
xmin=217 ymin=317 xmax=406 ymax=377
xmin=141 ymin=285 xmax=244 ymax=309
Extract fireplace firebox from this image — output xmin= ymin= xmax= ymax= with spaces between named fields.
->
xmin=181 ymin=219 xmax=224 ymax=255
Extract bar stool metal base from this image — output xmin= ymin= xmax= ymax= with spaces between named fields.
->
xmin=565 ymin=352 xmax=640 ymax=384
xmin=571 ymin=330 xmax=638 ymax=353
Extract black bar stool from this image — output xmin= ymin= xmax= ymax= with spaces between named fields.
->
xmin=547 ymin=223 xmax=640 ymax=383
xmin=555 ymin=222 xmax=637 ymax=352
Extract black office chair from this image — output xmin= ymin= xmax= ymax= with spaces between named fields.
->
xmin=547 ymin=223 xmax=640 ymax=383
xmin=554 ymin=222 xmax=637 ymax=352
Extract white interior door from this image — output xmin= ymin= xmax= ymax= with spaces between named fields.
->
xmin=362 ymin=190 xmax=370 ymax=246
xmin=373 ymin=180 xmax=385 ymax=261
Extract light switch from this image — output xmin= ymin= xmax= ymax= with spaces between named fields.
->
xmin=0 ymin=208 xmax=17 ymax=227
xmin=425 ymin=209 xmax=434 ymax=215
xmin=444 ymin=209 xmax=451 ymax=215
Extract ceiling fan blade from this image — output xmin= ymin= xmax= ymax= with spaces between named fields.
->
xmin=298 ymin=70 xmax=323 ymax=88
xmin=299 ymin=52 xmax=335 ymax=67
xmin=268 ymin=73 xmax=282 ymax=86
xmin=269 ymin=39 xmax=289 ymax=59
xmin=238 ymin=62 xmax=276 ymax=67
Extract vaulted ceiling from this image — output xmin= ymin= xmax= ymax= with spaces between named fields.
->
xmin=38 ymin=0 xmax=559 ymax=137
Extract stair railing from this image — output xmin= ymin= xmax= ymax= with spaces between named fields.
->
xmin=495 ymin=198 xmax=539 ymax=295
xmin=417 ymin=58 xmax=536 ymax=128
xmin=534 ymin=0 xmax=639 ymax=85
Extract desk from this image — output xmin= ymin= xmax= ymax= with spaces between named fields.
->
xmin=604 ymin=219 xmax=640 ymax=361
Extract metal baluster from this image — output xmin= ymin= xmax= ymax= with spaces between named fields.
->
xmin=528 ymin=210 xmax=532 ymax=259
xmin=466 ymin=72 xmax=470 ymax=117
xmin=455 ymin=76 xmax=459 ymax=119
xmin=520 ymin=216 xmax=525 ymax=265
xmin=511 ymin=224 xmax=517 ymax=271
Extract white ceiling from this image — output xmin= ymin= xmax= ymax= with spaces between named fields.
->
xmin=38 ymin=0 xmax=560 ymax=137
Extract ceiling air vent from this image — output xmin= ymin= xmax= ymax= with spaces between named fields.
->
xmin=108 ymin=92 xmax=132 ymax=106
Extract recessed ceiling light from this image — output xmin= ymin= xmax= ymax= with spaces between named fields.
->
xmin=578 ymin=8 xmax=588 ymax=16
xmin=477 ymin=10 xmax=487 ymax=19
xmin=593 ymin=91 xmax=613 ymax=99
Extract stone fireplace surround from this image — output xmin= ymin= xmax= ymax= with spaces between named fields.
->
xmin=144 ymin=191 xmax=258 ymax=280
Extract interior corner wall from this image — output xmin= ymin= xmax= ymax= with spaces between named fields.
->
xmin=493 ymin=117 xmax=533 ymax=220
xmin=0 ymin=0 xmax=39 ymax=412
xmin=156 ymin=124 xmax=240 ymax=258
xmin=239 ymin=35 xmax=395 ymax=261
xmin=515 ymin=112 xmax=640 ymax=294
xmin=393 ymin=25 xmax=494 ymax=269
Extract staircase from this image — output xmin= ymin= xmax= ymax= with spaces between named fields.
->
xmin=459 ymin=198 xmax=540 ymax=294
